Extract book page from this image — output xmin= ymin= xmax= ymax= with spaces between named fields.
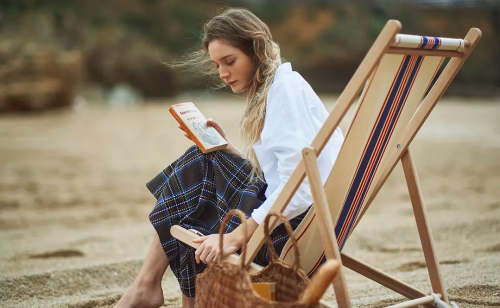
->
xmin=171 ymin=102 xmax=228 ymax=152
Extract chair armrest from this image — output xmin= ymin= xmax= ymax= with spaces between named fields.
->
xmin=170 ymin=225 xmax=263 ymax=274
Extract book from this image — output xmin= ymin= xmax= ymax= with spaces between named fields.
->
xmin=251 ymin=283 xmax=276 ymax=301
xmin=169 ymin=102 xmax=228 ymax=153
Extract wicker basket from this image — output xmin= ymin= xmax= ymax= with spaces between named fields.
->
xmin=195 ymin=210 xmax=318 ymax=308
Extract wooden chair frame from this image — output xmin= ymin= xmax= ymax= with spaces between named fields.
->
xmin=172 ymin=20 xmax=481 ymax=308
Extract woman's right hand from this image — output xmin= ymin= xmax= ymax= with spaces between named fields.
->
xmin=207 ymin=118 xmax=243 ymax=156
xmin=177 ymin=119 xmax=225 ymax=141
xmin=206 ymin=118 xmax=228 ymax=141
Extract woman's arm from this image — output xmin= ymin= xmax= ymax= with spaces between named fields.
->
xmin=226 ymin=216 xmax=259 ymax=247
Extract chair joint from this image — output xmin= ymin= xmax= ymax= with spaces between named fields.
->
xmin=431 ymin=293 xmax=459 ymax=308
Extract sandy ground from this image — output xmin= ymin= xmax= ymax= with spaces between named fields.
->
xmin=1 ymin=95 xmax=499 ymax=308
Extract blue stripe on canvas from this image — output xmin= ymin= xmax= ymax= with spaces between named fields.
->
xmin=432 ymin=37 xmax=440 ymax=50
xmin=421 ymin=36 xmax=428 ymax=48
xmin=334 ymin=55 xmax=423 ymax=251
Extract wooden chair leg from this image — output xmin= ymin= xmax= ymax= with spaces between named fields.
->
xmin=302 ymin=147 xmax=352 ymax=308
xmin=340 ymin=252 xmax=438 ymax=308
xmin=401 ymin=148 xmax=449 ymax=304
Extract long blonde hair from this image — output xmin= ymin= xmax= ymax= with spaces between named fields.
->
xmin=169 ymin=8 xmax=282 ymax=180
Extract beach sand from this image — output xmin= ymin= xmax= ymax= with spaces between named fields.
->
xmin=1 ymin=96 xmax=499 ymax=307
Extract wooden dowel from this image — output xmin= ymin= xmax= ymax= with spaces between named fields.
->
xmin=401 ymin=149 xmax=448 ymax=303
xmin=387 ymin=47 xmax=462 ymax=58
xmin=170 ymin=225 xmax=264 ymax=274
xmin=302 ymin=147 xmax=352 ymax=308
xmin=384 ymin=295 xmax=439 ymax=308
xmin=340 ymin=252 xmax=439 ymax=308
xmin=298 ymin=260 xmax=340 ymax=306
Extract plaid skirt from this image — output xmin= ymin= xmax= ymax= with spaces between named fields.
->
xmin=147 ymin=145 xmax=308 ymax=297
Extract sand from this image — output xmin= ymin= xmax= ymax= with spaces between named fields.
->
xmin=1 ymin=96 xmax=499 ymax=307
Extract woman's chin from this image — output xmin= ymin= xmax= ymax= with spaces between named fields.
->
xmin=231 ymin=86 xmax=244 ymax=93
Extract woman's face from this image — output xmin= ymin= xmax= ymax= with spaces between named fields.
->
xmin=208 ymin=39 xmax=254 ymax=93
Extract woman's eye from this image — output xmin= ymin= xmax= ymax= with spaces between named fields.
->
xmin=227 ymin=60 xmax=235 ymax=66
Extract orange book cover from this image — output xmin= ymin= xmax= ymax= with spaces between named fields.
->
xmin=251 ymin=283 xmax=276 ymax=301
xmin=169 ymin=102 xmax=228 ymax=153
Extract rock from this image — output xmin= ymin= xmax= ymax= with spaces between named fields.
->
xmin=0 ymin=51 xmax=84 ymax=113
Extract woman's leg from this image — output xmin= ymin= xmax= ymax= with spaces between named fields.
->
xmin=182 ymin=295 xmax=195 ymax=308
xmin=114 ymin=233 xmax=168 ymax=308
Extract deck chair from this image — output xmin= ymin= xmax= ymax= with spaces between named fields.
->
xmin=172 ymin=20 xmax=481 ymax=308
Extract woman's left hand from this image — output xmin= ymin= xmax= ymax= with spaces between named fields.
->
xmin=206 ymin=118 xmax=242 ymax=156
xmin=193 ymin=233 xmax=242 ymax=264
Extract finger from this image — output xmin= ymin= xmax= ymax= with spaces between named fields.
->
xmin=207 ymin=249 xmax=218 ymax=264
xmin=195 ymin=242 xmax=205 ymax=264
xmin=184 ymin=133 xmax=192 ymax=140
xmin=200 ymin=246 xmax=212 ymax=264
xmin=206 ymin=119 xmax=218 ymax=127
xmin=206 ymin=120 xmax=225 ymax=137
xmin=192 ymin=236 xmax=208 ymax=243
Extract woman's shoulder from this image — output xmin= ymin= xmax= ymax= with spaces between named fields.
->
xmin=271 ymin=62 xmax=305 ymax=87
xmin=269 ymin=63 xmax=309 ymax=99
xmin=268 ymin=62 xmax=319 ymax=107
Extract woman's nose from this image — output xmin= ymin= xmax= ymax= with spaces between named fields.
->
xmin=219 ymin=67 xmax=229 ymax=80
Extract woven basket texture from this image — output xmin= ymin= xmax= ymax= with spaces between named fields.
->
xmin=194 ymin=210 xmax=320 ymax=308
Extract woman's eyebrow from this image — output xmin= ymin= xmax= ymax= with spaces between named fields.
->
xmin=219 ymin=54 xmax=235 ymax=61
xmin=211 ymin=54 xmax=235 ymax=62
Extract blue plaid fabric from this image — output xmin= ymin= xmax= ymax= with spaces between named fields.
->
xmin=147 ymin=145 xmax=308 ymax=297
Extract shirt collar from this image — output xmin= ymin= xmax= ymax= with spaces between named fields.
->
xmin=273 ymin=62 xmax=292 ymax=82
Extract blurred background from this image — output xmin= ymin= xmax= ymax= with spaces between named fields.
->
xmin=0 ymin=0 xmax=499 ymax=112
xmin=1 ymin=1 xmax=500 ymax=308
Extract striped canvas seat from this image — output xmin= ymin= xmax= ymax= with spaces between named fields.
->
xmin=280 ymin=38 xmax=448 ymax=275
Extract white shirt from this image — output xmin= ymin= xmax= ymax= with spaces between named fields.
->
xmin=251 ymin=62 xmax=344 ymax=224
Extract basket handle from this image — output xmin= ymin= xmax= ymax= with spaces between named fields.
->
xmin=263 ymin=212 xmax=302 ymax=273
xmin=218 ymin=209 xmax=248 ymax=268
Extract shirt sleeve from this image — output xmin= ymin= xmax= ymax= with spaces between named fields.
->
xmin=251 ymin=77 xmax=318 ymax=224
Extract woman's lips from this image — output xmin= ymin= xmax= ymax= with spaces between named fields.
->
xmin=228 ymin=80 xmax=237 ymax=86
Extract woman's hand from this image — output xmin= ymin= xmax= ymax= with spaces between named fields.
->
xmin=206 ymin=118 xmax=242 ymax=156
xmin=206 ymin=118 xmax=228 ymax=141
xmin=178 ymin=118 xmax=241 ymax=156
xmin=193 ymin=233 xmax=242 ymax=264
xmin=178 ymin=124 xmax=193 ymax=141
xmin=192 ymin=217 xmax=258 ymax=265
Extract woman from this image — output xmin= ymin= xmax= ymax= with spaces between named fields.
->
xmin=115 ymin=7 xmax=343 ymax=308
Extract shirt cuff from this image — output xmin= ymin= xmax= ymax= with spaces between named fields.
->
xmin=251 ymin=202 xmax=270 ymax=225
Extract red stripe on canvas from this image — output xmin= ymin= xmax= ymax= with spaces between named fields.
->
xmin=351 ymin=56 xmax=424 ymax=228
xmin=336 ymin=57 xmax=409 ymax=243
